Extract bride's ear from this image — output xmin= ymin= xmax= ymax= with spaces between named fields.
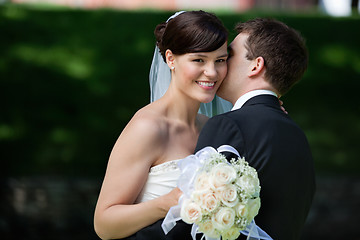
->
xmin=165 ymin=49 xmax=175 ymax=70
xmin=248 ymin=56 xmax=265 ymax=77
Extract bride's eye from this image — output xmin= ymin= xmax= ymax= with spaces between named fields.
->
xmin=216 ymin=59 xmax=227 ymax=63
xmin=192 ymin=59 xmax=204 ymax=63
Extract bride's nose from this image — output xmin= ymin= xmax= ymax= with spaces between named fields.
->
xmin=203 ymin=63 xmax=217 ymax=78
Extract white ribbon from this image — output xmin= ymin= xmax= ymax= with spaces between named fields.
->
xmin=161 ymin=145 xmax=273 ymax=240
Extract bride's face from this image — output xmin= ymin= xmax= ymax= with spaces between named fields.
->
xmin=167 ymin=42 xmax=228 ymax=103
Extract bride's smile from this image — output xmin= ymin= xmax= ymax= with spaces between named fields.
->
xmin=196 ymin=81 xmax=216 ymax=89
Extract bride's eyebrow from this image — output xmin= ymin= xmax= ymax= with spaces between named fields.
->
xmin=189 ymin=53 xmax=208 ymax=58
xmin=189 ymin=53 xmax=228 ymax=58
xmin=217 ymin=53 xmax=228 ymax=58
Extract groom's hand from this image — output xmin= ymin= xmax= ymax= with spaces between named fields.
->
xmin=279 ymin=99 xmax=288 ymax=114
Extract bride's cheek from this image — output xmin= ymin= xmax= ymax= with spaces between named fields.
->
xmin=215 ymin=66 xmax=226 ymax=85
xmin=220 ymin=66 xmax=228 ymax=80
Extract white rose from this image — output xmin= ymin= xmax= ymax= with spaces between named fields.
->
xmin=198 ymin=219 xmax=220 ymax=238
xmin=191 ymin=190 xmax=205 ymax=204
xmin=180 ymin=199 xmax=202 ymax=224
xmin=194 ymin=171 xmax=210 ymax=191
xmin=201 ymin=190 xmax=220 ymax=213
xmin=222 ymin=226 xmax=241 ymax=240
xmin=210 ymin=163 xmax=237 ymax=189
xmin=235 ymin=203 xmax=248 ymax=218
xmin=191 ymin=190 xmax=219 ymax=213
xmin=212 ymin=207 xmax=235 ymax=231
xmin=217 ymin=185 xmax=239 ymax=207
xmin=236 ymin=174 xmax=260 ymax=197
xmin=246 ymin=198 xmax=261 ymax=220
xmin=235 ymin=197 xmax=260 ymax=221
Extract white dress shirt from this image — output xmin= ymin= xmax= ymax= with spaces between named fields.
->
xmin=231 ymin=90 xmax=278 ymax=111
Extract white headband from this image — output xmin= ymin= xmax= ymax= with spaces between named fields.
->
xmin=166 ymin=11 xmax=186 ymax=23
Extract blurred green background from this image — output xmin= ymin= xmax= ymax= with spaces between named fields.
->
xmin=1 ymin=3 xmax=360 ymax=240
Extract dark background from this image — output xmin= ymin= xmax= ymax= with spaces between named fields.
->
xmin=1 ymin=3 xmax=360 ymax=239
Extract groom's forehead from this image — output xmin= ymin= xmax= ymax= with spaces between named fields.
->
xmin=231 ymin=34 xmax=248 ymax=50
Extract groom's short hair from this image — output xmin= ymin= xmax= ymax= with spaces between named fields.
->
xmin=235 ymin=18 xmax=308 ymax=95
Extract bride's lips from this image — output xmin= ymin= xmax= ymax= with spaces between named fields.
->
xmin=196 ymin=81 xmax=216 ymax=90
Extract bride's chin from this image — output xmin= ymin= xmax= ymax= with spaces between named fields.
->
xmin=195 ymin=91 xmax=217 ymax=104
xmin=200 ymin=96 xmax=216 ymax=104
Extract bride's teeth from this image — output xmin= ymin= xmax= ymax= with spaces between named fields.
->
xmin=198 ymin=82 xmax=214 ymax=87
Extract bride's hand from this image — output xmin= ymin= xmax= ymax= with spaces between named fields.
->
xmin=161 ymin=187 xmax=183 ymax=213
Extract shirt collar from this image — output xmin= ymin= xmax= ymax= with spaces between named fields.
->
xmin=231 ymin=90 xmax=278 ymax=111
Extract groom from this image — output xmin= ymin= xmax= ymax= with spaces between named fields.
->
xmin=194 ymin=18 xmax=315 ymax=239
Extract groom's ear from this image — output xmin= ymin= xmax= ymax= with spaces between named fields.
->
xmin=248 ymin=56 xmax=265 ymax=77
xmin=165 ymin=49 xmax=175 ymax=69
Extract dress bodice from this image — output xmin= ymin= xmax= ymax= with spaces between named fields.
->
xmin=135 ymin=160 xmax=181 ymax=203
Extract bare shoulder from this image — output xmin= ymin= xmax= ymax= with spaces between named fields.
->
xmin=113 ymin=105 xmax=168 ymax=164
xmin=129 ymin=107 xmax=168 ymax=141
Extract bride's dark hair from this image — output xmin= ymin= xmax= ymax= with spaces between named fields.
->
xmin=154 ymin=11 xmax=228 ymax=62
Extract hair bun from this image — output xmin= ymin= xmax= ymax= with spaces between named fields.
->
xmin=154 ymin=22 xmax=166 ymax=49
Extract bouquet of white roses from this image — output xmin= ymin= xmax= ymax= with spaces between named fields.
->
xmin=162 ymin=145 xmax=272 ymax=240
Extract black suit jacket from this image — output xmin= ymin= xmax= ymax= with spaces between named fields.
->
xmin=194 ymin=95 xmax=315 ymax=239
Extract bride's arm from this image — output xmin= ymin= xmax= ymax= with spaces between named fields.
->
xmin=94 ymin=114 xmax=181 ymax=239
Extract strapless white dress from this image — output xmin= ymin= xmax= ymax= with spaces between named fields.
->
xmin=135 ymin=160 xmax=181 ymax=203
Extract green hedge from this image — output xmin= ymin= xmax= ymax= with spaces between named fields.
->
xmin=1 ymin=4 xmax=359 ymax=176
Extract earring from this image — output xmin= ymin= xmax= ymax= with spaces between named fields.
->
xmin=171 ymin=66 xmax=175 ymax=70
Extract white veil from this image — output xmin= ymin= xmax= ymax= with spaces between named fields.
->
xmin=149 ymin=11 xmax=233 ymax=118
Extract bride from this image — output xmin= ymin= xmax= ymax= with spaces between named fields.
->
xmin=93 ymin=10 xmax=232 ymax=239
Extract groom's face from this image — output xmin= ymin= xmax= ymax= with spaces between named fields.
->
xmin=217 ymin=33 xmax=252 ymax=103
